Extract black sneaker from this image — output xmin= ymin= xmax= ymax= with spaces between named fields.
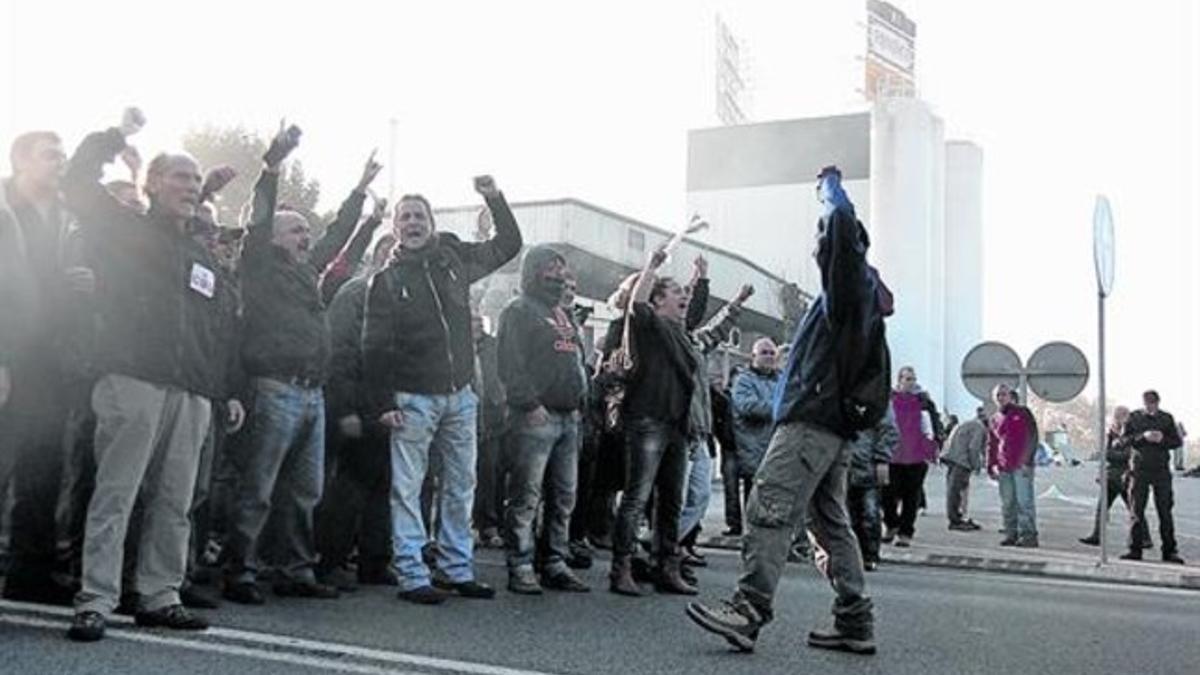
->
xmin=1162 ymin=552 xmax=1186 ymax=565
xmin=964 ymin=520 xmax=983 ymax=531
xmin=807 ymin=626 xmax=877 ymax=655
xmin=358 ymin=566 xmax=400 ymax=587
xmin=541 ymin=571 xmax=590 ymax=593
xmin=180 ymin=585 xmax=220 ymax=609
xmin=67 ymin=611 xmax=106 ymax=642
xmin=1119 ymin=550 xmax=1143 ymax=561
xmin=432 ymin=578 xmax=496 ymax=600
xmin=317 ymin=566 xmax=360 ymax=593
xmin=864 ymin=560 xmax=879 ymax=572
xmin=948 ymin=522 xmax=976 ymax=532
xmin=398 ymin=585 xmax=448 ymax=605
xmin=686 ymin=600 xmax=763 ymax=653
xmin=999 ymin=537 xmax=1017 ymax=547
xmin=1015 ymin=537 xmax=1039 ymax=549
xmin=567 ymin=540 xmax=594 ymax=570
xmin=721 ymin=527 xmax=743 ymax=537
xmin=682 ymin=546 xmax=708 ymax=567
xmin=135 ymin=604 xmax=208 ymax=631
xmin=223 ymin=582 xmax=266 ymax=605
xmin=115 ymin=591 xmax=139 ymax=616
xmin=4 ymin=581 xmax=75 ymax=607
xmin=1079 ymin=535 xmax=1101 ymax=547
xmin=273 ymin=580 xmax=340 ymax=599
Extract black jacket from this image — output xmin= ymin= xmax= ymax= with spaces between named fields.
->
xmin=497 ymin=246 xmax=588 ymax=413
xmin=1105 ymin=429 xmax=1132 ymax=476
xmin=62 ymin=129 xmax=231 ymax=399
xmin=0 ymin=179 xmax=74 ymax=372
xmin=1122 ymin=409 xmax=1181 ymax=474
xmin=475 ymin=332 xmax=508 ymax=441
xmin=326 ymin=274 xmax=370 ymax=422
xmin=623 ymin=302 xmax=698 ymax=431
xmin=363 ymin=193 xmax=522 ymax=409
xmin=240 ymin=170 xmax=364 ymax=384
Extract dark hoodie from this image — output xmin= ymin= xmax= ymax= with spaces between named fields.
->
xmin=496 ymin=245 xmax=587 ymax=413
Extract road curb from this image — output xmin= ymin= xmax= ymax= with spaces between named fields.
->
xmin=698 ymin=536 xmax=1200 ymax=592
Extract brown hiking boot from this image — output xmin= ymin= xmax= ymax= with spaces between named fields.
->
xmin=655 ymin=556 xmax=698 ymax=596
xmin=609 ymin=556 xmax=643 ymax=596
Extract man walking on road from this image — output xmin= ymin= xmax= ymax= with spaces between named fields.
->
xmin=942 ymin=407 xmax=988 ymax=531
xmin=686 ymin=166 xmax=890 ymax=656
xmin=1120 ymin=391 xmax=1185 ymax=564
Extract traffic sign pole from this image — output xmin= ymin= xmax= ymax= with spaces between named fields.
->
xmin=1093 ymin=194 xmax=1115 ymax=567
xmin=1097 ymin=291 xmax=1108 ymax=565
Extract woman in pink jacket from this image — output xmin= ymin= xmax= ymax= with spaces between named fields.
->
xmin=881 ymin=367 xmax=936 ymax=547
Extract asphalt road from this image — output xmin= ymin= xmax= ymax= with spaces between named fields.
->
xmin=2 ymin=547 xmax=1197 ymax=675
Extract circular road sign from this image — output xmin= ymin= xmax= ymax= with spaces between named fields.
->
xmin=961 ymin=341 xmax=1022 ymax=402
xmin=1093 ymin=195 xmax=1115 ymax=297
xmin=1026 ymin=341 xmax=1090 ymax=403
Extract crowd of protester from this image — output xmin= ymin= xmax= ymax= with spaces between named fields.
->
xmin=0 ymin=110 xmax=1190 ymax=655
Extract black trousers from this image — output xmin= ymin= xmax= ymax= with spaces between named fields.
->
xmin=719 ymin=443 xmax=753 ymax=532
xmin=315 ymin=430 xmax=393 ymax=572
xmin=0 ymin=359 xmax=69 ymax=592
xmin=570 ymin=428 xmax=621 ymax=544
xmin=1128 ymin=467 xmax=1176 ymax=554
xmin=614 ymin=416 xmax=688 ymax=560
xmin=881 ymin=463 xmax=929 ymax=538
xmin=1087 ymin=470 xmax=1149 ymax=546
xmin=473 ymin=434 xmax=507 ymax=535
xmin=846 ymin=485 xmax=881 ymax=563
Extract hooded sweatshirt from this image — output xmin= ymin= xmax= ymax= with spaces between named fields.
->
xmin=496 ymin=245 xmax=587 ymax=413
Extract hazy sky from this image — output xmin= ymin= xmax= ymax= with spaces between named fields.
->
xmin=2 ymin=0 xmax=1198 ymax=419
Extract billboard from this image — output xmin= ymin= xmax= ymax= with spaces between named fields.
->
xmin=715 ymin=15 xmax=749 ymax=126
xmin=865 ymin=0 xmax=916 ymax=100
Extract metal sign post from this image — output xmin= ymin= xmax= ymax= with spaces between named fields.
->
xmin=1093 ymin=195 xmax=1115 ymax=565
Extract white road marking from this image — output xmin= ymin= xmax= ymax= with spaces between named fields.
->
xmin=2 ymin=614 xmax=414 ymax=675
xmin=0 ymin=600 xmax=562 ymax=675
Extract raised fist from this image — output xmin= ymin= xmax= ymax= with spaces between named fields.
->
xmin=202 ymin=166 xmax=238 ymax=199
xmin=119 ymin=107 xmax=146 ymax=137
xmin=263 ymin=119 xmax=302 ymax=168
xmin=473 ymin=175 xmax=500 ymax=199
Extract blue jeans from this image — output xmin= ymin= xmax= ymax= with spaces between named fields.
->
xmin=505 ymin=409 xmax=579 ymax=574
xmin=388 ymin=388 xmax=478 ymax=591
xmin=225 ymin=378 xmax=325 ymax=584
xmin=678 ymin=440 xmax=713 ymax=543
xmin=998 ymin=467 xmax=1037 ymax=541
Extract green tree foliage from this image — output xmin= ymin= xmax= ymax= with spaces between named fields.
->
xmin=182 ymin=125 xmax=321 ymax=231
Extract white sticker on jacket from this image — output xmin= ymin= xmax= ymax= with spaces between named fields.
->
xmin=189 ymin=262 xmax=216 ymax=299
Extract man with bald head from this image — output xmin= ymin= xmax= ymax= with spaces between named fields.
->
xmin=727 ymin=337 xmax=781 ymax=534
xmin=62 ymin=109 xmax=241 ymax=641
xmin=222 ymin=125 xmax=383 ymax=605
